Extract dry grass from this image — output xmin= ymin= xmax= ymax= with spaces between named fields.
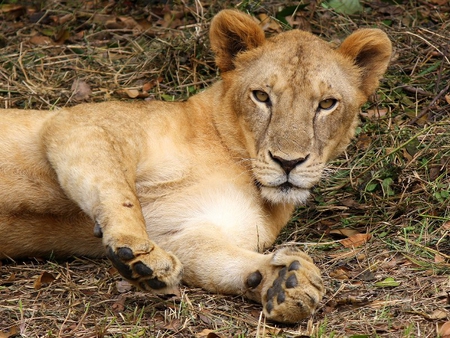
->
xmin=0 ymin=0 xmax=449 ymax=337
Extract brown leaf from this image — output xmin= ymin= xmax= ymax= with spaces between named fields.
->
xmin=330 ymin=228 xmax=361 ymax=238
xmin=443 ymin=221 xmax=450 ymax=231
xmin=257 ymin=13 xmax=281 ymax=32
xmin=445 ymin=94 xmax=450 ymax=105
xmin=116 ymin=280 xmax=133 ymax=293
xmin=329 ymin=267 xmax=350 ymax=280
xmin=341 ymin=233 xmax=371 ymax=248
xmin=71 ymin=79 xmax=91 ymax=101
xmin=124 ymin=89 xmax=140 ymax=99
xmin=430 ymin=309 xmax=449 ymax=320
xmin=0 ymin=326 xmax=18 ymax=338
xmin=55 ymin=28 xmax=71 ymax=45
xmin=356 ymin=133 xmax=372 ymax=150
xmin=360 ymin=108 xmax=388 ymax=119
xmin=29 ymin=35 xmax=53 ymax=46
xmin=112 ymin=294 xmax=127 ymax=312
xmin=430 ymin=0 xmax=448 ymax=5
xmin=34 ymin=271 xmax=56 ymax=289
xmin=439 ymin=321 xmax=450 ymax=338
xmin=196 ymin=329 xmax=221 ymax=338
xmin=0 ymin=4 xmax=25 ymax=20
xmin=142 ymin=77 xmax=163 ymax=92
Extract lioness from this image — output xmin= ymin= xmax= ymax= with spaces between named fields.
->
xmin=0 ymin=10 xmax=391 ymax=323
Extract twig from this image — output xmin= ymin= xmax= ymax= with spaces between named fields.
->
xmin=408 ymin=84 xmax=449 ymax=125
xmin=397 ymin=237 xmax=450 ymax=260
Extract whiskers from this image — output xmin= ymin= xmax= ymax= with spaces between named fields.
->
xmin=320 ymin=166 xmax=336 ymax=179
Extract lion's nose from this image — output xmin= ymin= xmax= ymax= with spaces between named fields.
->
xmin=269 ymin=152 xmax=310 ymax=174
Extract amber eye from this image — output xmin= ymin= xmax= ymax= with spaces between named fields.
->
xmin=253 ymin=90 xmax=270 ymax=104
xmin=318 ymin=98 xmax=337 ymax=110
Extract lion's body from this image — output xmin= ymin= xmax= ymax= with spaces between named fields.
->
xmin=0 ymin=10 xmax=391 ymax=323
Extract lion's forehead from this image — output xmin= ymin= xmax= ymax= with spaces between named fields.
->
xmin=244 ymin=44 xmax=355 ymax=100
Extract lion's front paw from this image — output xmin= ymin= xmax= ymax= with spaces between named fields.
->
xmin=105 ymin=238 xmax=182 ymax=294
xmin=248 ymin=248 xmax=324 ymax=323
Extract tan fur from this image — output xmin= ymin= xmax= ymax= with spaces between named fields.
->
xmin=0 ymin=10 xmax=391 ymax=323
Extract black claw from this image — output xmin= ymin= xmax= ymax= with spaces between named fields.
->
xmin=93 ymin=221 xmax=103 ymax=238
xmin=117 ymin=247 xmax=135 ymax=261
xmin=277 ymin=289 xmax=286 ymax=304
xmin=133 ymin=261 xmax=153 ymax=277
xmin=273 ymin=276 xmax=283 ymax=289
xmin=266 ymin=299 xmax=274 ymax=314
xmin=288 ymin=260 xmax=301 ymax=271
xmin=285 ymin=274 xmax=298 ymax=289
xmin=278 ymin=267 xmax=287 ymax=278
xmin=146 ymin=278 xmax=167 ymax=290
xmin=246 ymin=271 xmax=263 ymax=288
xmin=106 ymin=246 xmax=134 ymax=280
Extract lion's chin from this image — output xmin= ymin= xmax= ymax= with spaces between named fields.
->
xmin=259 ymin=184 xmax=310 ymax=205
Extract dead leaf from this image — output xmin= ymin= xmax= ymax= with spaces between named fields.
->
xmin=0 ymin=4 xmax=25 ymax=20
xmin=71 ymin=79 xmax=91 ymax=101
xmin=29 ymin=35 xmax=53 ymax=45
xmin=196 ymin=329 xmax=221 ymax=338
xmin=143 ymin=77 xmax=163 ymax=92
xmin=257 ymin=13 xmax=281 ymax=32
xmin=55 ymin=28 xmax=71 ymax=44
xmin=163 ymin=319 xmax=182 ymax=332
xmin=116 ymin=280 xmax=133 ymax=293
xmin=124 ymin=89 xmax=139 ymax=99
xmin=360 ymin=108 xmax=388 ymax=119
xmin=112 ymin=294 xmax=127 ymax=312
xmin=439 ymin=321 xmax=450 ymax=338
xmin=443 ymin=221 xmax=450 ymax=231
xmin=430 ymin=0 xmax=448 ymax=5
xmin=330 ymin=228 xmax=361 ymax=238
xmin=34 ymin=271 xmax=56 ymax=289
xmin=329 ymin=267 xmax=350 ymax=280
xmin=340 ymin=233 xmax=371 ymax=248
xmin=105 ymin=16 xmax=141 ymax=30
xmin=356 ymin=133 xmax=372 ymax=150
xmin=428 ymin=309 xmax=449 ymax=320
xmin=435 ymin=254 xmax=446 ymax=263
xmin=0 ymin=326 xmax=18 ymax=338
xmin=116 ymin=88 xmax=150 ymax=99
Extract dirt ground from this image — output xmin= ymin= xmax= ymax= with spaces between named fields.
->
xmin=0 ymin=0 xmax=449 ymax=337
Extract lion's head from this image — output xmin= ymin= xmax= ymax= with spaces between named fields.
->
xmin=209 ymin=10 xmax=392 ymax=205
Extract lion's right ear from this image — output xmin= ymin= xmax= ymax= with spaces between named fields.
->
xmin=209 ymin=10 xmax=266 ymax=73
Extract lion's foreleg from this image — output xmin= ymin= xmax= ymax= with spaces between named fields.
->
xmin=160 ymin=226 xmax=324 ymax=323
xmin=42 ymin=123 xmax=182 ymax=293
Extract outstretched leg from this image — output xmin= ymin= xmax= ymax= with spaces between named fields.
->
xmin=41 ymin=116 xmax=182 ymax=293
xmin=158 ymin=226 xmax=324 ymax=323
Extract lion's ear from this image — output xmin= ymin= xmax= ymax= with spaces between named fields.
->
xmin=337 ymin=29 xmax=392 ymax=97
xmin=209 ymin=10 xmax=266 ymax=73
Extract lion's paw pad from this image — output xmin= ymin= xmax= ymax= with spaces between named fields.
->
xmin=265 ymin=260 xmax=301 ymax=313
xmin=106 ymin=245 xmax=180 ymax=292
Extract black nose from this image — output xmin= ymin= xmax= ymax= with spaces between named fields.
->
xmin=269 ymin=152 xmax=309 ymax=174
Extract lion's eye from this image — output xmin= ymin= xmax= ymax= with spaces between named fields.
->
xmin=253 ymin=90 xmax=270 ymax=104
xmin=318 ymin=98 xmax=337 ymax=110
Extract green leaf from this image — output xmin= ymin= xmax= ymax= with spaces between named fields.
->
xmin=375 ymin=277 xmax=401 ymax=288
xmin=161 ymin=94 xmax=175 ymax=101
xmin=365 ymin=182 xmax=378 ymax=192
xmin=381 ymin=177 xmax=395 ymax=196
xmin=327 ymin=0 xmax=363 ymax=15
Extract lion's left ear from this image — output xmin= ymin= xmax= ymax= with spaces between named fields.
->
xmin=337 ymin=29 xmax=392 ymax=97
xmin=209 ymin=10 xmax=266 ymax=73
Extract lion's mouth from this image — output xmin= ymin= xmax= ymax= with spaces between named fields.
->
xmin=255 ymin=180 xmax=296 ymax=192
xmin=278 ymin=182 xmax=294 ymax=192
